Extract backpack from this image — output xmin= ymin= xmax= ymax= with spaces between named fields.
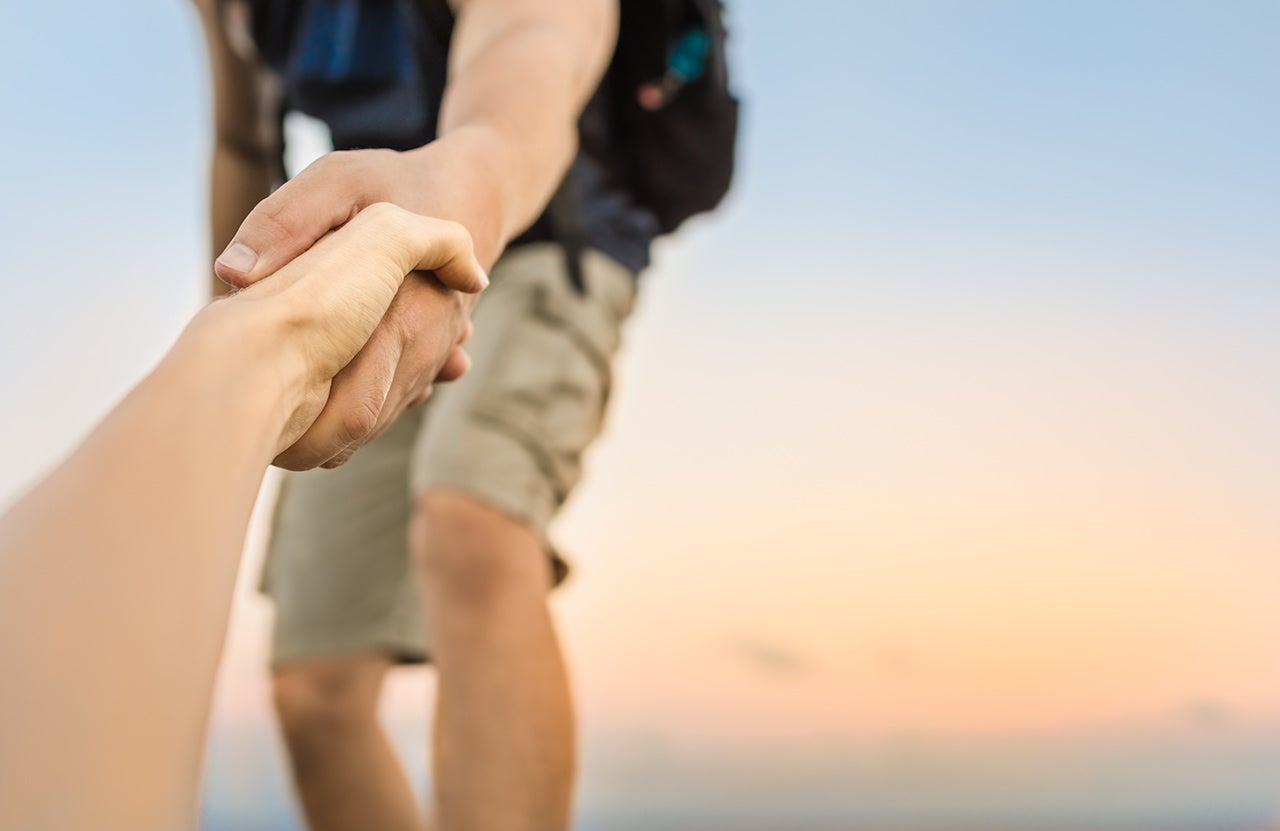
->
xmin=241 ymin=0 xmax=738 ymax=282
xmin=601 ymin=0 xmax=739 ymax=234
xmin=416 ymin=0 xmax=739 ymax=235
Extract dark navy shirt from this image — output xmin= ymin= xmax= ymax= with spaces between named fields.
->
xmin=255 ymin=0 xmax=657 ymax=273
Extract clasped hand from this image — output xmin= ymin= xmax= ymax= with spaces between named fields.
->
xmin=207 ymin=199 xmax=487 ymax=470
xmin=213 ymin=148 xmax=491 ymax=470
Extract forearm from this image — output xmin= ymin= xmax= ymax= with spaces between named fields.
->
xmin=0 ymin=208 xmax=478 ymax=828
xmin=0 ymin=313 xmax=295 ymax=830
xmin=197 ymin=0 xmax=279 ymax=296
xmin=405 ymin=0 xmax=617 ymax=265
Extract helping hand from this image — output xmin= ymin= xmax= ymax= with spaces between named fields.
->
xmin=223 ymin=201 xmax=486 ymax=469
xmin=214 ymin=150 xmax=490 ymax=469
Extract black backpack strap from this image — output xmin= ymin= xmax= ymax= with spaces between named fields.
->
xmin=414 ymin=0 xmax=454 ymax=41
xmin=546 ymin=174 xmax=589 ymax=295
xmin=411 ymin=0 xmax=583 ymax=294
xmin=412 ymin=0 xmax=455 ymax=121
xmin=612 ymin=0 xmax=738 ymax=233
xmin=415 ymin=0 xmax=584 ymax=295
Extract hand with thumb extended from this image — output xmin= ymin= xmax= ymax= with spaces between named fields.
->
xmin=213 ymin=150 xmax=491 ymax=470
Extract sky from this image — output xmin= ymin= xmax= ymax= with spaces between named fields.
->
xmin=1 ymin=0 xmax=1278 ymax=828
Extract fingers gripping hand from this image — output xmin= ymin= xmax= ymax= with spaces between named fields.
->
xmin=241 ymin=203 xmax=484 ymax=467
xmin=214 ymin=151 xmax=487 ymax=391
xmin=214 ymin=150 xmax=490 ymax=296
xmin=278 ymin=271 xmax=469 ymax=471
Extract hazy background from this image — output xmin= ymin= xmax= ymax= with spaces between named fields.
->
xmin=2 ymin=1 xmax=1278 ymax=829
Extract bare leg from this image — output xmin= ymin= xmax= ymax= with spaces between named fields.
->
xmin=273 ymin=655 xmax=422 ymax=831
xmin=412 ymin=490 xmax=575 ymax=831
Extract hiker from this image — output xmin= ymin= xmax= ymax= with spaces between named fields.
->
xmin=0 ymin=207 xmax=484 ymax=831
xmin=198 ymin=0 xmax=736 ymax=828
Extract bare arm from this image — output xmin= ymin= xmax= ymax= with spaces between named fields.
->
xmin=194 ymin=0 xmax=280 ymax=297
xmin=0 ymin=206 xmax=482 ymax=831
xmin=214 ymin=0 xmax=617 ymax=278
xmin=207 ymin=0 xmax=620 ymax=469
xmin=429 ymin=0 xmax=619 ymax=258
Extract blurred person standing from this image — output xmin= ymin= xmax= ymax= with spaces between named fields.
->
xmin=194 ymin=0 xmax=736 ymax=829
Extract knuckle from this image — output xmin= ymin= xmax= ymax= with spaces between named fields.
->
xmin=410 ymin=386 xmax=433 ymax=408
xmin=360 ymin=201 xmax=403 ymax=227
xmin=439 ymin=218 xmax=469 ymax=247
xmin=338 ymin=394 xmax=382 ymax=446
xmin=321 ymin=452 xmax=353 ymax=470
xmin=368 ymin=202 xmax=419 ymax=263
xmin=249 ymin=198 xmax=302 ymax=247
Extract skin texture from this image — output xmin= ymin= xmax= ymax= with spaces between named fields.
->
xmin=194 ymin=0 xmax=280 ymax=300
xmin=196 ymin=1 xmax=620 ymax=829
xmin=0 ymin=206 xmax=484 ymax=831
xmin=412 ymin=491 xmax=576 ymax=831
xmin=274 ymin=656 xmax=424 ymax=831
xmin=205 ymin=0 xmax=617 ymax=468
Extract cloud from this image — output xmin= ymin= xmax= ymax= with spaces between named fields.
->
xmin=1182 ymin=697 xmax=1234 ymax=731
xmin=728 ymin=636 xmax=812 ymax=676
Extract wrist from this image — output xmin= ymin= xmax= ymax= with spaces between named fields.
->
xmin=403 ymin=127 xmax=514 ymax=267
xmin=170 ymin=298 xmax=312 ymax=459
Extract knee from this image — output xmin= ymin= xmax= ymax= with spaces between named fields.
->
xmin=410 ymin=489 xmax=550 ymax=605
xmin=271 ymin=659 xmax=384 ymax=742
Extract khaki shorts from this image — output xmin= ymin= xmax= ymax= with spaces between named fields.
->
xmin=261 ymin=243 xmax=636 ymax=665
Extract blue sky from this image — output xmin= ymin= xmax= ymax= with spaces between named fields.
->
xmin=2 ymin=1 xmax=1278 ymax=828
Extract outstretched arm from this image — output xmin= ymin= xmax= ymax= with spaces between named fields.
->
xmin=0 ymin=205 xmax=483 ymax=831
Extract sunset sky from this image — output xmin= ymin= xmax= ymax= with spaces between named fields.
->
xmin=2 ymin=0 xmax=1277 ymax=827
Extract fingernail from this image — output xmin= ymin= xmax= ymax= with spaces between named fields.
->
xmin=478 ymin=268 xmax=490 ymax=289
xmin=216 ymin=241 xmax=258 ymax=274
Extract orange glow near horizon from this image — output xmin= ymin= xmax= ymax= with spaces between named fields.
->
xmin=207 ymin=274 xmax=1280 ymax=744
